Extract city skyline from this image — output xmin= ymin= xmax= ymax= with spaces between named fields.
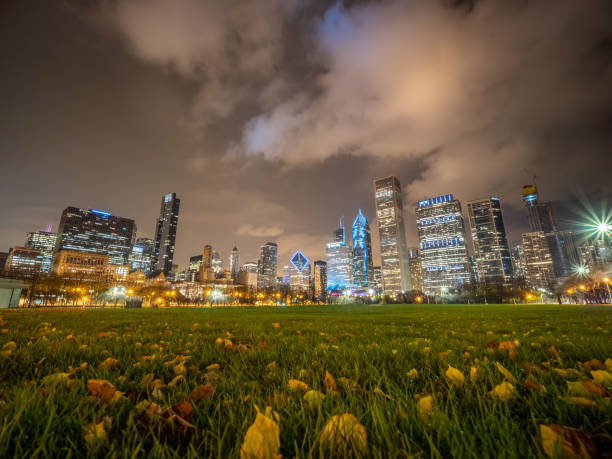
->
xmin=1 ymin=1 xmax=612 ymax=272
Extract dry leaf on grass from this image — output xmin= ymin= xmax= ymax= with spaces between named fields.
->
xmin=188 ymin=384 xmax=215 ymax=403
xmin=97 ymin=357 xmax=119 ymax=370
xmin=323 ymin=371 xmax=337 ymax=392
xmin=489 ymin=382 xmax=515 ymax=401
xmin=88 ymin=379 xmax=122 ymax=404
xmin=288 ymin=379 xmax=310 ymax=393
xmin=417 ymin=395 xmax=433 ymax=421
xmin=495 ymin=362 xmax=517 ymax=383
xmin=320 ymin=414 xmax=367 ymax=457
xmin=304 ymin=390 xmax=325 ymax=408
xmin=240 ymin=406 xmax=280 ymax=459
xmin=539 ymin=424 xmax=612 ymax=458
xmin=445 ymin=365 xmax=465 ymax=387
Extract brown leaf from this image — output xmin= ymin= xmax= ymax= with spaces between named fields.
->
xmin=88 ymin=379 xmax=121 ymax=404
xmin=498 ymin=341 xmax=517 ymax=360
xmin=521 ymin=361 xmax=542 ymax=374
xmin=188 ymin=384 xmax=215 ymax=403
xmin=169 ymin=401 xmax=194 ymax=421
xmin=97 ymin=357 xmax=119 ymax=370
xmin=523 ymin=377 xmax=547 ymax=393
xmin=567 ymin=380 xmax=611 ymax=398
xmin=323 ymin=371 xmax=337 ymax=393
xmin=583 ymin=359 xmax=604 ymax=372
xmin=539 ymin=424 xmax=611 ymax=458
xmin=547 ymin=344 xmax=560 ymax=360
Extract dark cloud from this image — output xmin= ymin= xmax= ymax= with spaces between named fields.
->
xmin=1 ymin=0 xmax=611 ymax=272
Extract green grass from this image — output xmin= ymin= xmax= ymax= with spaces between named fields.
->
xmin=0 ymin=304 xmax=611 ymax=458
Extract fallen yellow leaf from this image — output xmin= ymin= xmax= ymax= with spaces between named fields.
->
xmin=407 ymin=369 xmax=419 ymax=380
xmin=591 ymin=370 xmax=612 ymax=385
xmin=240 ymin=406 xmax=280 ymax=459
xmin=320 ymin=414 xmax=367 ymax=456
xmin=323 ymin=371 xmax=337 ymax=392
xmin=304 ymin=390 xmax=325 ymax=408
xmin=495 ymin=362 xmax=517 ymax=383
xmin=489 ymin=382 xmax=514 ymax=401
xmin=445 ymin=365 xmax=465 ymax=387
xmin=83 ymin=421 xmax=106 ymax=446
xmin=417 ymin=395 xmax=433 ymax=421
xmin=288 ymin=379 xmax=310 ymax=393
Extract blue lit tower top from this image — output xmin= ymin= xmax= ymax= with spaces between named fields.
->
xmin=290 ymin=250 xmax=309 ymax=272
xmin=521 ymin=185 xmax=538 ymax=206
xmin=352 ymin=208 xmax=374 ymax=288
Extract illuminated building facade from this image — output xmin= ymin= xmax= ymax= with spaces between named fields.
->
xmin=229 ymin=246 xmax=240 ymax=280
xmin=212 ymin=251 xmax=223 ymax=275
xmin=511 ymin=245 xmax=526 ymax=279
xmin=200 ymin=245 xmax=215 ymax=283
xmin=374 ymin=176 xmax=410 ymax=295
xmin=466 ymin=197 xmax=513 ymax=285
xmin=289 ymin=250 xmax=311 ymax=293
xmin=25 ymin=230 xmax=57 ymax=273
xmin=313 ymin=260 xmax=327 ymax=301
xmin=188 ymin=254 xmax=202 ymax=281
xmin=52 ymin=249 xmax=108 ymax=280
xmin=4 ymin=247 xmax=43 ymax=278
xmin=128 ymin=237 xmax=154 ymax=274
xmin=522 ymin=232 xmax=556 ymax=290
xmin=326 ymin=218 xmax=353 ymax=290
xmin=522 ymin=185 xmax=578 ymax=279
xmin=241 ymin=261 xmax=258 ymax=273
xmin=351 ymin=209 xmax=374 ymax=288
xmin=55 ymin=207 xmax=135 ymax=265
xmin=415 ymin=194 xmax=472 ymax=294
xmin=152 ymin=193 xmax=180 ymax=276
xmin=407 ymin=248 xmax=424 ymax=292
xmin=257 ymin=242 xmax=278 ymax=290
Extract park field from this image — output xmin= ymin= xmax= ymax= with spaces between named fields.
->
xmin=0 ymin=304 xmax=611 ymax=458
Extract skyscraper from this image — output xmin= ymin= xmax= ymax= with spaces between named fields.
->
xmin=153 ymin=193 xmax=180 ymax=276
xmin=522 ymin=185 xmax=556 ymax=233
xmin=522 ymin=232 xmax=555 ymax=290
xmin=374 ymin=176 xmax=410 ymax=295
xmin=326 ymin=218 xmax=353 ymax=290
xmin=25 ymin=230 xmax=57 ymax=273
xmin=407 ymin=248 xmax=425 ymax=292
xmin=229 ymin=246 xmax=240 ymax=280
xmin=313 ymin=260 xmax=327 ymax=301
xmin=521 ymin=184 xmax=578 ymax=279
xmin=415 ymin=194 xmax=472 ymax=294
xmin=467 ymin=197 xmax=513 ymax=285
xmin=200 ymin=245 xmax=215 ymax=283
xmin=55 ymin=207 xmax=136 ymax=265
xmin=257 ymin=242 xmax=278 ymax=290
xmin=289 ymin=250 xmax=311 ymax=293
xmin=128 ymin=237 xmax=155 ymax=274
xmin=188 ymin=254 xmax=203 ymax=281
xmin=351 ymin=209 xmax=374 ymax=288
xmin=212 ymin=251 xmax=223 ymax=275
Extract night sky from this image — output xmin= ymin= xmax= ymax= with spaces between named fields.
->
xmin=1 ymin=0 xmax=611 ymax=271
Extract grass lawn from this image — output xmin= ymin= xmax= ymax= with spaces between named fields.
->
xmin=0 ymin=304 xmax=611 ymax=458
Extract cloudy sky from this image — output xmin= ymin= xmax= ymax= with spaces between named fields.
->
xmin=1 ymin=0 xmax=611 ymax=270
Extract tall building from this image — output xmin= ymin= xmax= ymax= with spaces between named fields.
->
xmin=229 ymin=247 xmax=240 ymax=280
xmin=522 ymin=232 xmax=555 ymax=291
xmin=407 ymin=248 xmax=424 ymax=292
xmin=288 ymin=250 xmax=311 ymax=293
xmin=200 ymin=245 xmax=215 ymax=283
xmin=374 ymin=176 xmax=410 ymax=295
xmin=467 ymin=197 xmax=513 ymax=285
xmin=152 ymin=193 xmax=180 ymax=276
xmin=25 ymin=230 xmax=57 ymax=273
xmin=241 ymin=261 xmax=258 ymax=273
xmin=55 ymin=207 xmax=136 ymax=265
xmin=522 ymin=184 xmax=578 ymax=279
xmin=511 ymin=245 xmax=526 ymax=279
xmin=415 ymin=194 xmax=472 ymax=294
xmin=313 ymin=260 xmax=327 ymax=301
xmin=326 ymin=218 xmax=353 ymax=290
xmin=188 ymin=254 xmax=203 ymax=281
xmin=257 ymin=242 xmax=278 ymax=290
xmin=212 ymin=251 xmax=223 ymax=275
xmin=4 ymin=247 xmax=43 ymax=278
xmin=351 ymin=209 xmax=374 ymax=288
xmin=128 ymin=237 xmax=155 ymax=274
xmin=522 ymin=185 xmax=556 ymax=233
